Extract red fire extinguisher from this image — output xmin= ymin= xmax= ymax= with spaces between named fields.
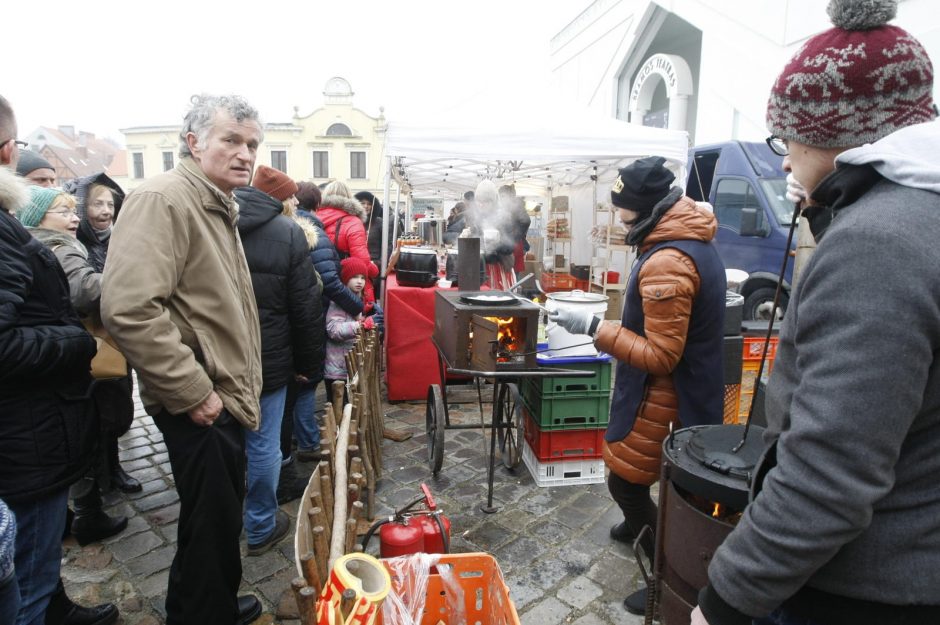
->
xmin=363 ymin=483 xmax=451 ymax=558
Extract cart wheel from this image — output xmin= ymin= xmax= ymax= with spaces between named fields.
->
xmin=496 ymin=383 xmax=524 ymax=469
xmin=426 ymin=384 xmax=445 ymax=475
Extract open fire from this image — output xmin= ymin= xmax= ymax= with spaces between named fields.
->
xmin=485 ymin=316 xmax=522 ymax=361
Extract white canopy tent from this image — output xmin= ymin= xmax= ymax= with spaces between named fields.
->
xmin=378 ymin=106 xmax=690 ymax=274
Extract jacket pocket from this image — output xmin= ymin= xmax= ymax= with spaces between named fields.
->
xmin=640 ymin=282 xmax=678 ymax=302
xmin=194 ymin=330 xmax=219 ymax=381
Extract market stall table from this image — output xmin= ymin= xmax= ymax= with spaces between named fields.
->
xmin=384 ymin=273 xmax=470 ymax=401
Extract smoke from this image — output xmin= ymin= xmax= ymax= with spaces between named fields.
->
xmin=470 ymin=179 xmax=527 ymax=257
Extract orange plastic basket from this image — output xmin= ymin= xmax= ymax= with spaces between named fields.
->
xmin=379 ymin=553 xmax=519 ymax=625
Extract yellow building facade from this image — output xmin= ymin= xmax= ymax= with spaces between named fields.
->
xmin=119 ymin=77 xmax=388 ymax=195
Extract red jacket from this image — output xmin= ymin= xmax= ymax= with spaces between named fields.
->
xmin=317 ymin=194 xmax=375 ymax=304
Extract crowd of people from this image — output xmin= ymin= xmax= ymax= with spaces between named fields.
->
xmin=0 ymin=93 xmax=383 ymax=625
xmin=2 ymin=1 xmax=939 ymax=624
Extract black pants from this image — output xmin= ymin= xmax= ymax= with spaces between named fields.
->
xmin=154 ymin=409 xmax=245 ymax=625
xmin=608 ymin=472 xmax=657 ymax=558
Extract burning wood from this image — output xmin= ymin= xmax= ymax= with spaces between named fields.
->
xmin=682 ymin=489 xmax=744 ymax=526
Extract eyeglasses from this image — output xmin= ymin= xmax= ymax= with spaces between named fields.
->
xmin=1 ymin=139 xmax=28 ymax=150
xmin=766 ymin=135 xmax=788 ymax=157
xmin=46 ymin=209 xmax=79 ymax=218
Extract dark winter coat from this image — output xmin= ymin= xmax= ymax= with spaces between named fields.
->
xmin=63 ymin=172 xmax=125 ymax=273
xmin=0 ymin=169 xmax=98 ymax=502
xmin=234 ymin=187 xmax=324 ymax=390
xmin=296 ymin=209 xmax=363 ymax=317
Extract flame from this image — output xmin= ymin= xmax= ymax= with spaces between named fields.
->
xmin=712 ymin=503 xmax=723 ymax=518
xmin=485 ymin=316 xmax=520 ymax=360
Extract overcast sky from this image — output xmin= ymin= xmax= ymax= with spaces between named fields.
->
xmin=6 ymin=0 xmax=590 ymax=144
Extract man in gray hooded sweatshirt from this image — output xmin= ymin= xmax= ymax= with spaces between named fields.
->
xmin=695 ymin=1 xmax=940 ymax=624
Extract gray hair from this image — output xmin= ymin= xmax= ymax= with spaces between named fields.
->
xmin=0 ymin=94 xmax=16 ymax=142
xmin=178 ymin=94 xmax=263 ymax=158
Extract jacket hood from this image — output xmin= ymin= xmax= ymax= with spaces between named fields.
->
xmin=0 ymin=167 xmax=29 ymax=215
xmin=30 ymin=227 xmax=89 ymax=257
xmin=62 ymin=172 xmax=126 ymax=242
xmin=639 ymin=194 xmax=717 ymax=250
xmin=319 ymin=194 xmax=366 ymax=221
xmin=233 ymin=186 xmax=283 ymax=234
xmin=836 ymin=120 xmax=940 ymax=195
xmin=293 ymin=213 xmax=319 ymax=249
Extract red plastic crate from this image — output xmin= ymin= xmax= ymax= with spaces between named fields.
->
xmin=742 ymin=336 xmax=778 ymax=363
xmin=540 ymin=272 xmax=578 ymax=292
xmin=523 ymin=409 xmax=605 ymax=461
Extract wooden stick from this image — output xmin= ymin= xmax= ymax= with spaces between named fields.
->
xmin=300 ymin=551 xmax=322 ymax=595
xmin=349 ymin=472 xmax=364 ymax=496
xmin=319 ymin=449 xmax=333 ymax=480
xmin=331 ymin=380 xmax=345 ymax=419
xmin=297 ymin=586 xmax=319 ymax=625
xmin=308 ymin=506 xmax=330 ymax=546
xmin=339 ymin=588 xmax=357 ymax=623
xmin=308 ymin=506 xmax=329 ymax=538
xmin=347 ymin=483 xmax=359 ymax=507
xmin=291 ymin=578 xmax=317 ymax=625
xmin=343 ymin=500 xmax=363 ymax=554
xmin=344 ymin=517 xmax=358 ymax=555
xmin=311 ymin=525 xmax=329 ymax=583
xmin=320 ymin=425 xmax=334 ymax=459
xmin=319 ymin=467 xmax=333 ymax=525
xmin=323 ymin=403 xmax=338 ymax=453
xmin=328 ymin=403 xmax=353 ymax=567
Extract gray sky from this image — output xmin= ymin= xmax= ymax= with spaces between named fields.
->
xmin=6 ymin=0 xmax=589 ymax=144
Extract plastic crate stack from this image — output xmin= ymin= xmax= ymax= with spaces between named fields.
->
xmin=738 ymin=334 xmax=778 ymax=420
xmin=520 ymin=352 xmax=612 ymax=487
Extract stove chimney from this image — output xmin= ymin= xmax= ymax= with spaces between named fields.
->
xmin=457 ymin=237 xmax=482 ymax=291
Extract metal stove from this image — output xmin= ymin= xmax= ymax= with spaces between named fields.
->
xmin=432 ymin=290 xmax=540 ymax=372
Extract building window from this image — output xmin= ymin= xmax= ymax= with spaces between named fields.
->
xmin=350 ymin=152 xmax=367 ymax=179
xmin=313 ymin=151 xmax=329 ymax=178
xmin=271 ymin=150 xmax=287 ymax=172
xmin=326 ymin=123 xmax=352 ymax=136
xmin=133 ymin=153 xmax=144 ymax=179
xmin=162 ymin=151 xmax=174 ymax=172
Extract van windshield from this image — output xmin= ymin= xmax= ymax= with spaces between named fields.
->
xmin=760 ymin=178 xmax=794 ymax=226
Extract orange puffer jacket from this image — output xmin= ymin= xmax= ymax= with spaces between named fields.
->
xmin=594 ymin=196 xmax=717 ymax=485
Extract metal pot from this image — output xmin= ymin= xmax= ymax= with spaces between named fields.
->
xmin=544 ymin=290 xmax=609 ymax=357
xmin=416 ymin=217 xmax=446 ymax=247
xmin=397 ymin=247 xmax=439 ymax=274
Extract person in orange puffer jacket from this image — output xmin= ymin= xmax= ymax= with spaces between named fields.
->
xmin=549 ymin=156 xmax=726 ymax=615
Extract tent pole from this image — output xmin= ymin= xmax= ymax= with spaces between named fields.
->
xmin=381 ymin=156 xmax=393 ymax=307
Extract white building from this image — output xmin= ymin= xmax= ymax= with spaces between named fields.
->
xmin=551 ymin=0 xmax=940 ymax=145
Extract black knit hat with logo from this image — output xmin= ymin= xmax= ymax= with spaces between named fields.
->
xmin=610 ymin=156 xmax=675 ymax=216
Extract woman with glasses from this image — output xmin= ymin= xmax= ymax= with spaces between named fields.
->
xmin=15 ymin=186 xmax=131 ymax=550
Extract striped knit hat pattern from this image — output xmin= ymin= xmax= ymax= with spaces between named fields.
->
xmin=767 ymin=0 xmax=936 ymax=148
xmin=17 ymin=186 xmax=64 ymax=228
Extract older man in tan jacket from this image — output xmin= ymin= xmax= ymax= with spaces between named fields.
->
xmin=101 ymin=94 xmax=263 ymax=625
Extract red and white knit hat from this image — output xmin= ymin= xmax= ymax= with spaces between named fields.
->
xmin=767 ymin=0 xmax=936 ymax=148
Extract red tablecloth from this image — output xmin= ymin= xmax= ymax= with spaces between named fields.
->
xmin=384 ymin=273 xmax=447 ymax=401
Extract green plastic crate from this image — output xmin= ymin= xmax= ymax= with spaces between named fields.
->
xmin=528 ymin=361 xmax=612 ymax=397
xmin=522 ymin=382 xmax=611 ymax=430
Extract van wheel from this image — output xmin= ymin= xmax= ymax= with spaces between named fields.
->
xmin=744 ymin=287 xmax=788 ymax=321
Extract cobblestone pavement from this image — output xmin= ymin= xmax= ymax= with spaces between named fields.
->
xmin=61 ymin=383 xmax=647 ymax=625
